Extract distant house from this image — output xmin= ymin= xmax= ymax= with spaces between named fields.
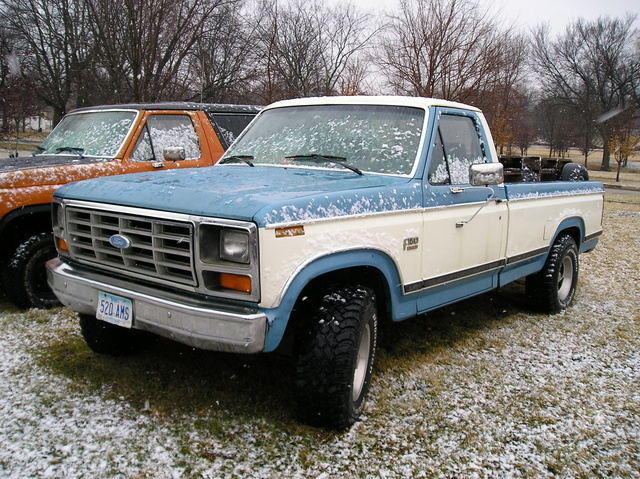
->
xmin=0 ymin=110 xmax=53 ymax=133
xmin=25 ymin=115 xmax=53 ymax=132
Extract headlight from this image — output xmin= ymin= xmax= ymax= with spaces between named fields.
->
xmin=52 ymin=202 xmax=62 ymax=229
xmin=197 ymin=221 xmax=259 ymax=300
xmin=220 ymin=229 xmax=250 ymax=263
xmin=51 ymin=200 xmax=69 ymax=253
xmin=52 ymin=201 xmax=65 ymax=236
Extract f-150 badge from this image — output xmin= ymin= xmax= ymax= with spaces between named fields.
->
xmin=403 ymin=237 xmax=419 ymax=251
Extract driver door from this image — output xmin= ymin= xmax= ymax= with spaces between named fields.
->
xmin=417 ymin=109 xmax=508 ymax=312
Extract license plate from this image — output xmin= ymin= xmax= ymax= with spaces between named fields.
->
xmin=97 ymin=292 xmax=133 ymax=328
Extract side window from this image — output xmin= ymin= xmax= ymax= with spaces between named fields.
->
xmin=428 ymin=130 xmax=449 ymax=184
xmin=428 ymin=114 xmax=485 ymax=185
xmin=208 ymin=113 xmax=256 ymax=149
xmin=131 ymin=114 xmax=201 ymax=162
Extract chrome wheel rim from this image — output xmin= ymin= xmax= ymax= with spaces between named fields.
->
xmin=353 ymin=323 xmax=371 ymax=402
xmin=557 ymin=255 xmax=575 ymax=301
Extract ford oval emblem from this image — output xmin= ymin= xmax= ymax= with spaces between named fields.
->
xmin=109 ymin=234 xmax=131 ymax=249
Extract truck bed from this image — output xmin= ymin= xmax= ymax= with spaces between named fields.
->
xmin=499 ymin=155 xmax=574 ymax=182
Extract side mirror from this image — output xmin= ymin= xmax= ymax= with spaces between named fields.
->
xmin=163 ymin=147 xmax=186 ymax=162
xmin=470 ymin=163 xmax=503 ymax=186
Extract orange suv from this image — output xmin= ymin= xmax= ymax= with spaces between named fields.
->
xmin=0 ymin=102 xmax=260 ymax=308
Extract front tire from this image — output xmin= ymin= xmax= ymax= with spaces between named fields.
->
xmin=296 ymin=285 xmax=378 ymax=429
xmin=2 ymin=233 xmax=60 ymax=309
xmin=526 ymin=234 xmax=579 ymax=313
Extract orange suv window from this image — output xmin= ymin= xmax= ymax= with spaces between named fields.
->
xmin=131 ymin=114 xmax=201 ymax=162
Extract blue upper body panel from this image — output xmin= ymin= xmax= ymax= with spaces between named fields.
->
xmin=504 ymin=180 xmax=605 ymax=200
xmin=54 ymin=164 xmax=422 ymax=227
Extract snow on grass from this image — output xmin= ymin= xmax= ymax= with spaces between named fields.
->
xmin=1 ymin=201 xmax=639 ymax=478
xmin=0 ymin=310 xmax=190 ymax=478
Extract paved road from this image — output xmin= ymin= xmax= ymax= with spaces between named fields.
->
xmin=605 ymin=187 xmax=640 ymax=196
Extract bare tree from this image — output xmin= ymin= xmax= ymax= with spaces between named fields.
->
xmin=377 ymin=0 xmax=512 ymax=102
xmin=317 ymin=1 xmax=375 ymax=95
xmin=465 ymin=34 xmax=532 ymax=154
xmin=186 ymin=2 xmax=257 ymax=103
xmin=0 ymin=27 xmax=17 ymax=134
xmin=250 ymin=0 xmax=374 ymax=103
xmin=535 ymin=96 xmax=577 ymax=158
xmin=85 ymin=0 xmax=241 ymax=102
xmin=338 ymin=57 xmax=371 ymax=96
xmin=532 ymin=16 xmax=640 ymax=170
xmin=608 ymin=106 xmax=639 ymax=181
xmin=1 ymin=0 xmax=94 ymax=123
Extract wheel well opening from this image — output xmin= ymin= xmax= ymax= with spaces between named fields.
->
xmin=557 ymin=226 xmax=581 ymax=247
xmin=284 ymin=266 xmax=392 ymax=349
xmin=1 ymin=206 xmax=53 ymax=259
xmin=305 ymin=266 xmax=389 ymax=314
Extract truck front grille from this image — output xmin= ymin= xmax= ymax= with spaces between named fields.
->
xmin=65 ymin=207 xmax=196 ymax=287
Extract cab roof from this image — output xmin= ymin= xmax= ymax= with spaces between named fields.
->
xmin=265 ymin=95 xmax=480 ymax=112
xmin=69 ymin=102 xmax=262 ymax=114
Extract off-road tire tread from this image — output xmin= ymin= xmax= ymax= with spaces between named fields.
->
xmin=560 ymin=163 xmax=589 ymax=181
xmin=2 ymin=232 xmax=60 ymax=309
xmin=296 ymin=285 xmax=377 ymax=430
xmin=526 ymin=234 xmax=579 ymax=313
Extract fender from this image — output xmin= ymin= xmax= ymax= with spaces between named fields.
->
xmin=0 ymin=204 xmax=52 ymax=254
xmin=261 ymin=249 xmax=418 ymax=352
xmin=551 ymin=215 xmax=603 ymax=253
xmin=499 ymin=216 xmax=587 ymax=286
xmin=0 ymin=204 xmax=51 ymax=233
xmin=549 ymin=216 xmax=585 ymax=247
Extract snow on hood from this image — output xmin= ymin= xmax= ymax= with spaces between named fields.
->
xmin=0 ymin=154 xmax=111 ymax=174
xmin=54 ymin=164 xmax=422 ymax=226
xmin=1 ymin=155 xmax=117 ymax=190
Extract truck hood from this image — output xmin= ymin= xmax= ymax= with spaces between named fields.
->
xmin=1 ymin=155 xmax=117 ymax=189
xmin=0 ymin=154 xmax=109 ymax=173
xmin=54 ymin=164 xmax=423 ymax=227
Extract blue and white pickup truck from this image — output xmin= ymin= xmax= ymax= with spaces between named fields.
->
xmin=46 ymin=96 xmax=604 ymax=429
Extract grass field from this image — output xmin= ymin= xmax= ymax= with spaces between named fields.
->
xmin=1 ymin=191 xmax=638 ymax=477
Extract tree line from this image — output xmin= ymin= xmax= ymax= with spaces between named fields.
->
xmin=1 ymin=0 xmax=639 ymax=171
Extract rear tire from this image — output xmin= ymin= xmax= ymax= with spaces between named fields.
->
xmin=296 ymin=285 xmax=378 ymax=429
xmin=526 ymin=234 xmax=579 ymax=313
xmin=80 ymin=313 xmax=146 ymax=355
xmin=2 ymin=233 xmax=60 ymax=309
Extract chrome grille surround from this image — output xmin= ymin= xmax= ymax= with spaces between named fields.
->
xmin=55 ymin=199 xmax=260 ymax=301
xmin=66 ymin=206 xmax=196 ymax=286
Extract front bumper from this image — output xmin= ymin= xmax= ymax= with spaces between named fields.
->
xmin=46 ymin=258 xmax=267 ymax=353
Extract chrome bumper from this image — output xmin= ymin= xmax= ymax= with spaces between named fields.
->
xmin=46 ymin=258 xmax=267 ymax=354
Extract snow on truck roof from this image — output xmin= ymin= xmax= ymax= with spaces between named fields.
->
xmin=68 ymin=97 xmax=478 ymax=116
xmin=265 ymin=95 xmax=481 ymax=112
xmin=68 ymin=102 xmax=262 ymax=114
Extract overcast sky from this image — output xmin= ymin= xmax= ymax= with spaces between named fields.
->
xmin=354 ymin=0 xmax=639 ymax=35
xmin=493 ymin=0 xmax=638 ymax=34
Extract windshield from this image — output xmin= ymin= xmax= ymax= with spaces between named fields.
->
xmin=36 ymin=110 xmax=137 ymax=158
xmin=222 ymin=105 xmax=425 ymax=176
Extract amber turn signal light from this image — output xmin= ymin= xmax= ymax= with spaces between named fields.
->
xmin=57 ymin=237 xmax=69 ymax=252
xmin=219 ymin=273 xmax=251 ymax=293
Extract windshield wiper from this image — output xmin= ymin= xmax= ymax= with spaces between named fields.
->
xmin=55 ymin=146 xmax=85 ymax=158
xmin=31 ymin=147 xmax=45 ymax=156
xmin=219 ymin=155 xmax=254 ymax=167
xmin=285 ymin=154 xmax=363 ymax=176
